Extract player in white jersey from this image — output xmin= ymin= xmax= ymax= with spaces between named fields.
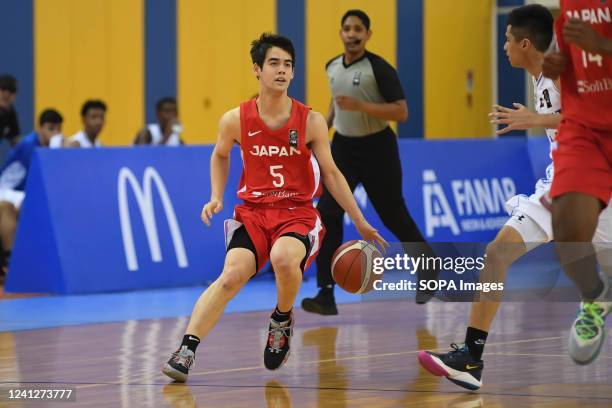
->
xmin=497 ymin=54 xmax=611 ymax=260
xmin=418 ymin=4 xmax=611 ymax=391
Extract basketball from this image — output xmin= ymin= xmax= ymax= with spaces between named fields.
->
xmin=331 ymin=240 xmax=382 ymax=294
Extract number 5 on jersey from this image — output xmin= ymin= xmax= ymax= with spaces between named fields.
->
xmin=270 ymin=165 xmax=284 ymax=187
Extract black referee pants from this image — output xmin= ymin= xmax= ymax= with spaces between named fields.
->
xmin=315 ymin=127 xmax=435 ymax=288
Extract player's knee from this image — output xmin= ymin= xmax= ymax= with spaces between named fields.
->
xmin=270 ymin=250 xmax=301 ymax=273
xmin=552 ymin=198 xmax=598 ymax=242
xmin=485 ymin=241 xmax=512 ymax=268
xmin=218 ymin=266 xmax=248 ymax=293
xmin=552 ymin=217 xmax=592 ymax=242
xmin=552 ymin=207 xmax=569 ymax=241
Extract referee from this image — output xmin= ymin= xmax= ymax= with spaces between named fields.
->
xmin=301 ymin=9 xmax=436 ymax=315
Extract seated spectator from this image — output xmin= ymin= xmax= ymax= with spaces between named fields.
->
xmin=134 ymin=97 xmax=183 ymax=146
xmin=0 ymin=109 xmax=63 ymax=279
xmin=68 ymin=99 xmax=106 ymax=148
xmin=0 ymin=75 xmax=20 ymax=146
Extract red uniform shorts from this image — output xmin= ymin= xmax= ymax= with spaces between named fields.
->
xmin=551 ymin=118 xmax=612 ymax=205
xmin=224 ymin=202 xmax=326 ymax=274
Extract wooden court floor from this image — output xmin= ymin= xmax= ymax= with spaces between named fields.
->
xmin=1 ymin=300 xmax=611 ymax=407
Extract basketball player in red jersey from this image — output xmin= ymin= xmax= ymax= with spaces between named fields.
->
xmin=543 ymin=0 xmax=612 ymax=364
xmin=162 ymin=33 xmax=387 ymax=382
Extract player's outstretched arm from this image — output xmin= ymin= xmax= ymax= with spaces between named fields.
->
xmin=308 ymin=111 xmax=389 ymax=250
xmin=201 ymin=108 xmax=240 ymax=226
xmin=489 ymin=104 xmax=562 ymax=135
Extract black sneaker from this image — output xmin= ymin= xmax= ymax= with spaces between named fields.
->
xmin=264 ymin=312 xmax=294 ymax=370
xmin=418 ymin=343 xmax=483 ymax=391
xmin=162 ymin=346 xmax=195 ymax=383
xmin=301 ymin=288 xmax=338 ymax=315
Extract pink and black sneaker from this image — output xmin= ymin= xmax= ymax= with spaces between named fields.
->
xmin=418 ymin=343 xmax=483 ymax=391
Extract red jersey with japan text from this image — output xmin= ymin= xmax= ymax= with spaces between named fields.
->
xmin=556 ymin=0 xmax=612 ymax=129
xmin=237 ymin=98 xmax=321 ymax=205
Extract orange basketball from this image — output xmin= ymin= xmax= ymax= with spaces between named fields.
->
xmin=331 ymin=240 xmax=383 ymax=294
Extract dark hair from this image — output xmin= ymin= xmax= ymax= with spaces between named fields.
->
xmin=0 ymin=74 xmax=17 ymax=93
xmin=81 ymin=99 xmax=107 ymax=117
xmin=341 ymin=9 xmax=371 ymax=30
xmin=39 ymin=109 xmax=63 ymax=127
xmin=156 ymin=96 xmax=177 ymax=112
xmin=250 ymin=33 xmax=296 ymax=69
xmin=507 ymin=4 xmax=554 ymax=52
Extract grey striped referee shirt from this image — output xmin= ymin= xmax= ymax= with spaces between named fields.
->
xmin=326 ymin=50 xmax=405 ymax=137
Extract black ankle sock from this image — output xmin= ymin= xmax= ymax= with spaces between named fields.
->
xmin=272 ymin=307 xmax=292 ymax=322
xmin=465 ymin=327 xmax=488 ymax=361
xmin=320 ymin=284 xmax=334 ymax=296
xmin=181 ymin=334 xmax=200 ymax=353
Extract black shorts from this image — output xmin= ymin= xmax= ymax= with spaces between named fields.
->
xmin=227 ymin=226 xmax=311 ymax=272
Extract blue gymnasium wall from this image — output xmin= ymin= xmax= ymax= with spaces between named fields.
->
xmin=145 ymin=0 xmax=177 ymax=124
xmin=6 ymin=137 xmax=550 ymax=294
xmin=0 ymin=0 xmax=34 ymax=135
xmin=496 ymin=0 xmax=527 ymax=137
xmin=7 ymin=0 xmax=426 ymax=143
xmin=5 ymin=1 xmax=530 ymax=142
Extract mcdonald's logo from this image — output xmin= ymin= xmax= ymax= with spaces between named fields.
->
xmin=118 ymin=167 xmax=188 ymax=271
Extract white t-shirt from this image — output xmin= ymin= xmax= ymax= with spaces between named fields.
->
xmin=503 ymin=73 xmax=562 ymax=238
xmin=531 ymin=73 xmax=561 ymax=197
xmin=533 ymin=73 xmax=561 ymax=146
xmin=69 ymin=131 xmax=101 ymax=148
xmin=48 ymin=134 xmax=64 ymax=149
xmin=147 ymin=124 xmax=181 ymax=146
